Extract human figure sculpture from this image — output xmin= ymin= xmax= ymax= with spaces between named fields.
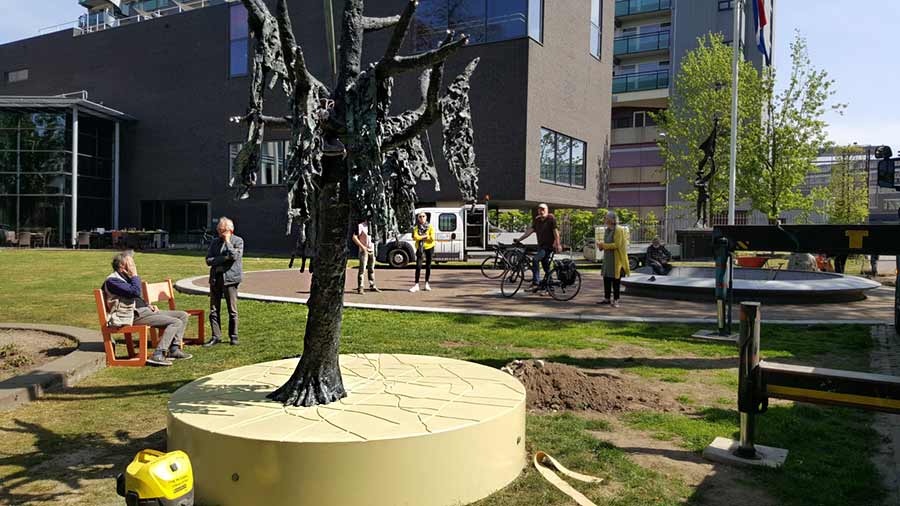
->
xmin=694 ymin=118 xmax=719 ymax=228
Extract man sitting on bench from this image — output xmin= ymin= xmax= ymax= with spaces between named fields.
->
xmin=103 ymin=253 xmax=193 ymax=366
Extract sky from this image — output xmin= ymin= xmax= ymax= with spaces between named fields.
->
xmin=1 ymin=0 xmax=898 ymax=146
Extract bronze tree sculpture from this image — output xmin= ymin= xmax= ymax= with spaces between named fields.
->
xmin=231 ymin=0 xmax=480 ymax=407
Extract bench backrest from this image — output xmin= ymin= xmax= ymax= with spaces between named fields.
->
xmin=142 ymin=279 xmax=177 ymax=310
xmin=94 ymin=288 xmax=110 ymax=331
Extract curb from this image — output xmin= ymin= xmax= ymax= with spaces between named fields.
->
xmin=174 ymin=274 xmax=891 ymax=327
xmin=0 ymin=323 xmax=106 ymax=411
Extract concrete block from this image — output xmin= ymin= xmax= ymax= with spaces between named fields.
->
xmin=703 ymin=437 xmax=788 ymax=468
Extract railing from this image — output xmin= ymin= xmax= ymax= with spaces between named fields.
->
xmin=614 ymin=31 xmax=670 ymax=56
xmin=615 ymin=0 xmax=672 ymax=17
xmin=612 ymin=70 xmax=669 ymax=93
xmin=39 ymin=0 xmax=236 ymax=37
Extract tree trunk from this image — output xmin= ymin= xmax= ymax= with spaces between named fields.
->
xmin=267 ymin=157 xmax=350 ymax=407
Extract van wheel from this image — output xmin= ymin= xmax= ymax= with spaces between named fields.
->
xmin=389 ymin=249 xmax=410 ymax=268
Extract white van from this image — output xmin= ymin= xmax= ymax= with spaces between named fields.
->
xmin=376 ymin=204 xmax=535 ymax=267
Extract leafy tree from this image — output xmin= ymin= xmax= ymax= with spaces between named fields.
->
xmin=654 ymin=33 xmax=764 ymax=216
xmin=742 ymin=33 xmax=844 ymax=220
xmin=813 ymin=145 xmax=869 ymax=224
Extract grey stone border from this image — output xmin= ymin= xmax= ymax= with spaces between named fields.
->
xmin=0 ymin=323 xmax=106 ymax=411
xmin=175 ymin=272 xmax=890 ymax=327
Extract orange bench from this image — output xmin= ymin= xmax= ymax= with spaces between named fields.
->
xmin=735 ymin=256 xmax=769 ymax=269
xmin=93 ymin=289 xmax=150 ymax=367
xmin=141 ymin=278 xmax=205 ymax=346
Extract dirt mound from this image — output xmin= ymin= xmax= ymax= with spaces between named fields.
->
xmin=503 ymin=359 xmax=675 ymax=413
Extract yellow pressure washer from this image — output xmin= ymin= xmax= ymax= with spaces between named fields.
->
xmin=116 ymin=449 xmax=194 ymax=506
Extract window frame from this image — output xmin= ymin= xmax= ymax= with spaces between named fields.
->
xmin=539 ymin=127 xmax=587 ymax=189
xmin=228 ymin=140 xmax=289 ymax=187
xmin=228 ymin=3 xmax=250 ymax=78
xmin=590 ymin=0 xmax=602 ymax=60
xmin=718 ymin=0 xmax=734 ymax=10
xmin=437 ymin=213 xmax=458 ymax=232
xmin=6 ymin=69 xmax=29 ymax=83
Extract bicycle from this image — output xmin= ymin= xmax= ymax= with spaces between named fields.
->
xmin=499 ymin=244 xmax=582 ymax=301
xmin=480 ymin=244 xmax=517 ymax=279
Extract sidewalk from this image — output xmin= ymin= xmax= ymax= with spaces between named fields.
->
xmin=177 ymin=268 xmax=896 ymax=325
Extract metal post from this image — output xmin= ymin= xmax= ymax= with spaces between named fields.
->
xmin=727 ymin=0 xmax=743 ymax=225
xmin=71 ymin=106 xmax=79 ymax=248
xmin=735 ymin=302 xmax=761 ymax=459
xmin=894 ymin=257 xmax=899 ymax=334
xmin=113 ymin=122 xmax=120 ymax=230
xmin=714 ymin=237 xmax=730 ymax=335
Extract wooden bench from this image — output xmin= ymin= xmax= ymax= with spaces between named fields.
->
xmin=93 ymin=289 xmax=150 ymax=367
xmin=141 ymin=278 xmax=205 ymax=346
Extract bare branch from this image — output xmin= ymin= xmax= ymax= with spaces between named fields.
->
xmin=276 ymin=0 xmax=297 ymax=75
xmin=362 ymin=15 xmax=401 ymax=32
xmin=379 ymin=34 xmax=469 ymax=78
xmin=383 ymin=0 xmax=418 ymax=60
xmin=383 ymin=64 xmax=444 ymax=150
xmin=335 ymin=0 xmax=364 ymax=103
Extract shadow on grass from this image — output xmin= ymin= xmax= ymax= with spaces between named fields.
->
xmin=547 ymin=355 xmax=736 ymax=371
xmin=37 ymin=380 xmax=191 ymax=402
xmin=0 ymin=420 xmax=165 ymax=505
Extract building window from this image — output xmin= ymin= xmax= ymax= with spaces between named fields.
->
xmin=6 ymin=69 xmax=28 ymax=83
xmin=718 ymin=0 xmax=734 ymax=10
xmin=540 ymin=128 xmax=586 ymax=188
xmin=590 ymin=0 xmax=602 ymax=59
xmin=229 ymin=3 xmax=249 ymax=77
xmin=438 ymin=213 xmax=457 ymax=232
xmin=412 ymin=0 xmax=542 ymax=52
xmin=228 ymin=141 xmax=287 ymax=186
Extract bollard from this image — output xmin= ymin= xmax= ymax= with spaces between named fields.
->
xmin=735 ymin=302 xmax=764 ymax=459
xmin=713 ymin=237 xmax=731 ymax=336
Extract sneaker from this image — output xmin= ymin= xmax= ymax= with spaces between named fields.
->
xmin=167 ymin=348 xmax=193 ymax=360
xmin=409 ymin=284 xmax=420 ymax=293
xmin=424 ymin=283 xmax=432 ymax=291
xmin=146 ymin=351 xmax=172 ymax=367
xmin=230 ymin=338 xmax=239 ymax=346
xmin=612 ymin=300 xmax=620 ymax=308
xmin=356 ymin=287 xmax=364 ymax=295
xmin=369 ymin=286 xmax=382 ymax=293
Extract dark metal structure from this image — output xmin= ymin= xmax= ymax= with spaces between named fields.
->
xmin=693 ymin=118 xmax=719 ymax=228
xmin=732 ymin=302 xmax=900 ymax=461
xmin=232 ymin=0 xmax=480 ymax=407
xmin=712 ymin=224 xmax=900 ymax=336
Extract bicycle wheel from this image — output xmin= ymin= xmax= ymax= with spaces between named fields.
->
xmin=481 ymin=254 xmax=507 ymax=279
xmin=501 ymin=267 xmax=526 ymax=298
xmin=547 ymin=269 xmax=582 ymax=301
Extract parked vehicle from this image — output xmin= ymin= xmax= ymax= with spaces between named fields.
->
xmin=376 ymin=204 xmax=536 ymax=268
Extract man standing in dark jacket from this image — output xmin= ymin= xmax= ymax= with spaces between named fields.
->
xmin=204 ymin=217 xmax=243 ymax=346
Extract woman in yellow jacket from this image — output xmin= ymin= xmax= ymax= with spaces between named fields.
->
xmin=597 ymin=210 xmax=630 ymax=307
xmin=410 ymin=212 xmax=435 ymax=292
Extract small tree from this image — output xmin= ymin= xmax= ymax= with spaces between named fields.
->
xmin=654 ymin=33 xmax=764 ymax=216
xmin=742 ymin=33 xmax=844 ymax=220
xmin=814 ymin=145 xmax=869 ymax=224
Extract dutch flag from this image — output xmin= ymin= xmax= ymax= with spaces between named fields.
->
xmin=751 ymin=0 xmax=771 ymax=66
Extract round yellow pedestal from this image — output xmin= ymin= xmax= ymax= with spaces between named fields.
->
xmin=167 ymin=354 xmax=526 ymax=506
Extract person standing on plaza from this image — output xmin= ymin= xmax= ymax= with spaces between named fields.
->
xmin=204 ymin=217 xmax=243 ymax=346
xmin=517 ymin=203 xmax=561 ymax=289
xmin=352 ymin=218 xmax=381 ymax=294
xmin=409 ymin=212 xmax=435 ymax=293
xmin=597 ymin=210 xmax=630 ymax=307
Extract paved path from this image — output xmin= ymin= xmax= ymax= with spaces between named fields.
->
xmin=177 ymin=268 xmax=896 ymax=325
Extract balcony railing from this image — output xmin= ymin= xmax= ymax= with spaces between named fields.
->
xmin=614 ymin=31 xmax=670 ymax=56
xmin=613 ymin=70 xmax=669 ymax=93
xmin=40 ymin=0 xmax=236 ymax=36
xmin=615 ymin=0 xmax=672 ymax=17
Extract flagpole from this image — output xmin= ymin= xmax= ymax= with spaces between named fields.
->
xmin=728 ymin=0 xmax=743 ymax=225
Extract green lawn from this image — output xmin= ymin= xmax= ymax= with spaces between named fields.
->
xmin=0 ymin=249 xmax=888 ymax=506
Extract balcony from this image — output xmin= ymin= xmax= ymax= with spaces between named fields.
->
xmin=615 ymin=0 xmax=672 ymax=18
xmin=40 ymin=0 xmax=234 ymax=36
xmin=614 ymin=31 xmax=670 ymax=57
xmin=611 ymin=125 xmax=660 ymax=145
xmin=613 ymin=70 xmax=669 ymax=94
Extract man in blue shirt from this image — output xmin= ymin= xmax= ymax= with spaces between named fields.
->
xmin=103 ymin=253 xmax=192 ymax=366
